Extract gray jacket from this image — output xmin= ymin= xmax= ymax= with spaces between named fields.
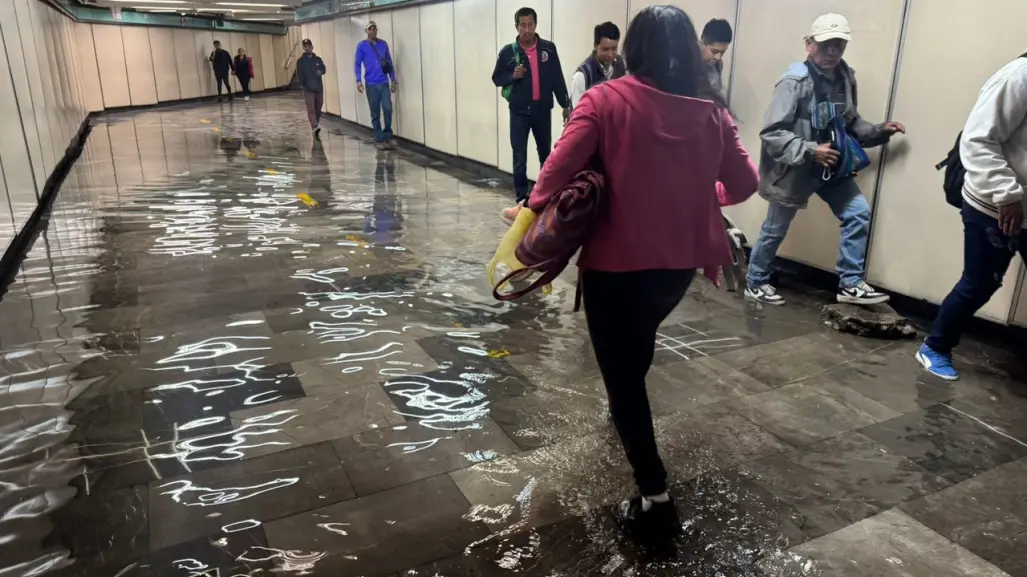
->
xmin=758 ymin=60 xmax=891 ymax=208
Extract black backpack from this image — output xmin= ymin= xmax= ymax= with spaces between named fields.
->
xmin=935 ymin=132 xmax=965 ymax=208
xmin=936 ymin=53 xmax=1027 ymax=208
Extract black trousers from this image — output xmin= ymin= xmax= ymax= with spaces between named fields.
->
xmin=215 ymin=72 xmax=232 ymax=97
xmin=238 ymin=76 xmax=251 ymax=97
xmin=510 ymin=107 xmax=552 ymax=204
xmin=582 ymin=268 xmax=695 ymax=496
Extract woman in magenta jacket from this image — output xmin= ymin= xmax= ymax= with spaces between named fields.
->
xmin=233 ymin=48 xmax=255 ymax=101
xmin=528 ymin=5 xmax=758 ymax=541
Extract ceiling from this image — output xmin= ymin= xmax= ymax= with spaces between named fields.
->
xmin=82 ymin=0 xmax=301 ymax=21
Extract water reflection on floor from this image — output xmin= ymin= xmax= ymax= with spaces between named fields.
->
xmin=2 ymin=93 xmax=1026 ymax=577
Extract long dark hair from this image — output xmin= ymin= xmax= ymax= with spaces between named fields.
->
xmin=623 ymin=5 xmax=727 ymax=108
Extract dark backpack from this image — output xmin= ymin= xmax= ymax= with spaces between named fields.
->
xmin=935 ymin=132 xmax=965 ymax=208
xmin=936 ymin=53 xmax=1027 ymax=208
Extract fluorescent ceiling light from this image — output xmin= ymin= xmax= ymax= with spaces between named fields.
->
xmin=109 ymin=0 xmax=187 ymax=3
xmin=239 ymin=17 xmax=284 ymax=21
xmin=195 ymin=7 xmax=259 ymax=12
xmin=216 ymin=2 xmax=288 ymax=6
xmin=127 ymin=5 xmax=180 ymax=9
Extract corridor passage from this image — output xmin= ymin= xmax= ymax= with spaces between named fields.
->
xmin=3 ymin=94 xmax=1026 ymax=577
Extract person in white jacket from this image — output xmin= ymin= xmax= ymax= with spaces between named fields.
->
xmin=917 ymin=53 xmax=1027 ymax=381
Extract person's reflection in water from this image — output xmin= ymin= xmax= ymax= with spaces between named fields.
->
xmin=304 ymin=137 xmax=333 ymax=206
xmin=364 ymin=149 xmax=403 ymax=245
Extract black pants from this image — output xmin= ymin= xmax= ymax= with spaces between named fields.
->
xmin=510 ymin=107 xmax=552 ymax=204
xmin=583 ymin=268 xmax=695 ymax=496
xmin=215 ymin=73 xmax=232 ymax=98
xmin=927 ymin=203 xmax=1027 ymax=354
xmin=238 ymin=76 xmax=251 ymax=97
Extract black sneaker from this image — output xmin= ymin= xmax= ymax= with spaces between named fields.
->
xmin=618 ymin=495 xmax=682 ymax=541
xmin=744 ymin=284 xmax=786 ymax=306
xmin=837 ymin=281 xmax=889 ymax=305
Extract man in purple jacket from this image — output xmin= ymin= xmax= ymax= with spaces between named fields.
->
xmin=355 ymin=21 xmax=397 ymax=149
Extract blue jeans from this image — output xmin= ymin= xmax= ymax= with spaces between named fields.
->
xmin=510 ymin=107 xmax=552 ymax=203
xmin=366 ymin=83 xmax=393 ymax=142
xmin=746 ymin=178 xmax=870 ymax=290
xmin=926 ymin=203 xmax=1027 ymax=354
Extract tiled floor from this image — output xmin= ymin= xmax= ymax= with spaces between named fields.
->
xmin=2 ymin=93 xmax=1027 ymax=577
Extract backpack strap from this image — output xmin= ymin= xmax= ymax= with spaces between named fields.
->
xmin=511 ymin=41 xmax=521 ymax=64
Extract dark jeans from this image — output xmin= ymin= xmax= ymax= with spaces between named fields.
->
xmin=927 ymin=203 xmax=1027 ymax=354
xmin=583 ymin=268 xmax=695 ymax=496
xmin=215 ymin=73 xmax=232 ymax=98
xmin=366 ymin=83 xmax=394 ymax=142
xmin=304 ymin=91 xmax=324 ymax=129
xmin=510 ymin=107 xmax=552 ymax=204
xmin=238 ymin=76 xmax=251 ymax=97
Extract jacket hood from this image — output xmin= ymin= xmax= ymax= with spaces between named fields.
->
xmin=602 ymin=76 xmax=718 ymax=143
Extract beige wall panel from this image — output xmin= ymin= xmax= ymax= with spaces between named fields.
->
xmin=455 ymin=0 xmax=498 ymax=166
xmin=334 ymin=17 xmax=359 ymax=122
xmin=246 ymin=33 xmax=264 ymax=92
xmin=32 ymin=2 xmax=67 ymax=152
xmin=174 ymin=28 xmax=202 ymax=100
xmin=194 ymin=29 xmax=217 ymax=97
xmin=2 ymin=3 xmax=47 ymax=189
xmin=723 ymin=0 xmax=903 ymax=277
xmin=391 ymin=8 xmax=423 ymax=140
xmin=273 ymin=33 xmax=290 ymax=88
xmin=420 ymin=2 xmax=458 ymax=155
xmin=495 ymin=0 xmax=552 ymax=178
xmin=94 ymin=25 xmax=133 ymax=109
xmin=0 ymin=27 xmax=39 ymax=222
xmin=149 ymin=27 xmax=181 ymax=102
xmin=317 ymin=21 xmax=338 ymax=115
xmin=122 ymin=26 xmax=158 ymax=106
xmin=869 ymin=0 xmax=1027 ymax=322
xmin=14 ymin=0 xmax=55 ymax=173
xmin=260 ymin=34 xmax=277 ymax=89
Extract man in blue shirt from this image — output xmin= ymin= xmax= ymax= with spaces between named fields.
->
xmin=354 ymin=21 xmax=397 ymax=148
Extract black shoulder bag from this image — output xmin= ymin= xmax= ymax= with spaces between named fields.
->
xmin=368 ymin=41 xmax=393 ymax=76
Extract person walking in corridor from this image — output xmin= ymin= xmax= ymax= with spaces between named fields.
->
xmin=700 ymin=18 xmax=733 ymax=95
xmin=233 ymin=48 xmax=254 ymax=101
xmin=526 ymin=5 xmax=758 ymax=541
xmin=916 ymin=53 xmax=1027 ymax=381
xmin=569 ymin=22 xmax=625 ymax=108
xmin=209 ymin=40 xmax=234 ymax=101
xmin=297 ymin=39 xmax=327 ymax=136
xmin=745 ymin=13 xmax=906 ymax=307
xmin=355 ymin=21 xmax=397 ymax=149
xmin=493 ymin=7 xmax=571 ymax=224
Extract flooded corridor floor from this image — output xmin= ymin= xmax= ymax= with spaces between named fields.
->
xmin=2 ymin=93 xmax=1027 ymax=577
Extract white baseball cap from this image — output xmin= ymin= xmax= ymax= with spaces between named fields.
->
xmin=807 ymin=13 xmax=851 ymax=42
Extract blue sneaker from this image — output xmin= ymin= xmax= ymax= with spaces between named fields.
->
xmin=915 ymin=344 xmax=959 ymax=381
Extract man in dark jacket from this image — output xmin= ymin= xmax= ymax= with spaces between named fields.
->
xmin=492 ymin=7 xmax=571 ymax=222
xmin=569 ymin=22 xmax=626 ymax=108
xmin=296 ymin=38 xmax=328 ymax=136
xmin=209 ymin=40 xmax=234 ymax=101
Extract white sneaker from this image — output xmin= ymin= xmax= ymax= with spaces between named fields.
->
xmin=745 ymin=284 xmax=786 ymax=306
xmin=837 ymin=282 xmax=890 ymax=305
xmin=244 ymin=96 xmax=250 ymax=102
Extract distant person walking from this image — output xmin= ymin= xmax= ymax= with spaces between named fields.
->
xmin=209 ymin=40 xmax=234 ymax=101
xmin=297 ymin=38 xmax=328 ymax=136
xmin=233 ymin=48 xmax=254 ymax=101
xmin=569 ymin=21 xmax=626 ymax=108
xmin=355 ymin=21 xmax=397 ymax=149
xmin=700 ymin=18 xmax=733 ymax=95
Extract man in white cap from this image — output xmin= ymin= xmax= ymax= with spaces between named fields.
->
xmin=355 ymin=20 xmax=397 ymax=149
xmin=745 ymin=13 xmax=906 ymax=307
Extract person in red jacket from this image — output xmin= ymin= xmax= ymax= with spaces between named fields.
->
xmin=528 ymin=5 xmax=758 ymax=541
xmin=233 ymin=48 xmax=254 ymax=101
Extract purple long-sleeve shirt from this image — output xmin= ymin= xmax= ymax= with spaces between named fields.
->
xmin=354 ymin=39 xmax=396 ymax=85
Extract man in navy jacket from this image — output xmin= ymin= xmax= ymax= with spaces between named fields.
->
xmin=492 ymin=7 xmax=571 ymax=223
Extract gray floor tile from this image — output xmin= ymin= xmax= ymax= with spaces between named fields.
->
xmin=728 ymin=379 xmax=901 ymax=446
xmin=716 ymin=333 xmax=888 ymax=388
xmin=229 ymin=384 xmax=405 ymax=459
xmin=647 ymin=356 xmax=771 ymax=413
xmin=148 ymin=442 xmax=354 ymax=550
xmin=333 ymin=418 xmax=520 ymax=496
xmin=764 ymin=509 xmax=1012 ymax=577
xmin=264 ymin=474 xmax=488 ymax=576
xmin=902 ymin=457 xmax=1027 ymax=576
xmin=860 ymin=403 xmax=1027 ymax=484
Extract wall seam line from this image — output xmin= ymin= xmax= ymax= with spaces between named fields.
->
xmin=0 ymin=7 xmax=43 ymax=199
xmin=865 ymin=0 xmax=911 ymax=284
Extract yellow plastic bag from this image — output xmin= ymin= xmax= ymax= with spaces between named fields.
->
xmin=486 ymin=208 xmax=552 ymax=297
